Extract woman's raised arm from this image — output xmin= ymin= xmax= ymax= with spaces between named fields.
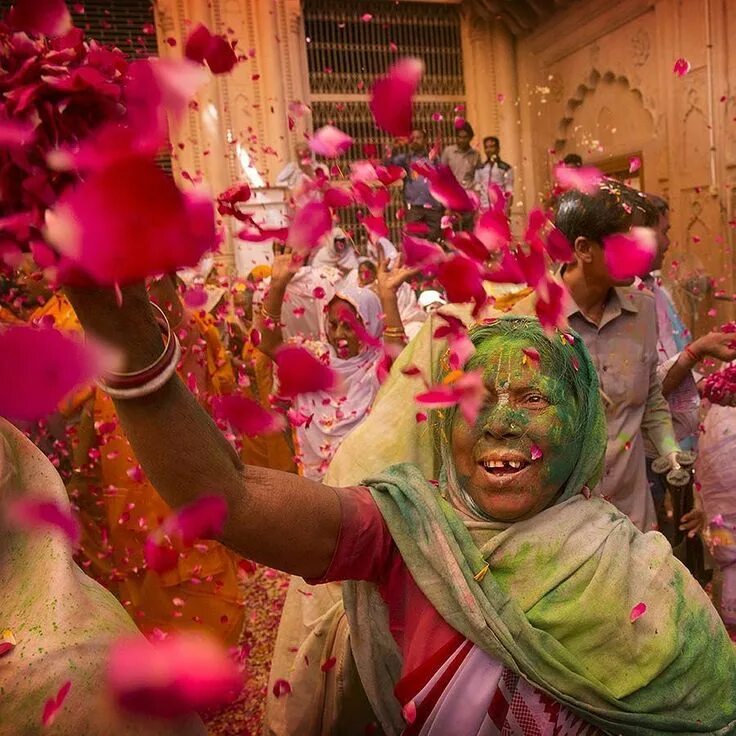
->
xmin=64 ymin=283 xmax=341 ymax=579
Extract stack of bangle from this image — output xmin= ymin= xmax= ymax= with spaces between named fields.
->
xmin=260 ymin=304 xmax=281 ymax=323
xmin=384 ymin=326 xmax=407 ymax=342
xmin=97 ymin=303 xmax=181 ymax=399
xmin=684 ymin=344 xmax=700 ymax=363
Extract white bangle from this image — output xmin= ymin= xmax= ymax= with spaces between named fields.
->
xmin=98 ymin=337 xmax=181 ymax=399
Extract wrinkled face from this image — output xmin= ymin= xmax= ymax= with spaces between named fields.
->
xmin=409 ymin=129 xmax=427 ymax=153
xmin=358 ymin=262 xmax=377 ymax=286
xmin=456 ymin=128 xmax=471 ymax=151
xmin=650 ymin=212 xmax=670 ymax=272
xmin=326 ymin=298 xmax=362 ymax=359
xmin=450 ymin=339 xmax=580 ymax=522
xmin=484 ymin=138 xmax=499 ymax=159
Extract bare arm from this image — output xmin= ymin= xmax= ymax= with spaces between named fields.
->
xmin=254 ymin=246 xmax=299 ymax=360
xmin=64 ymin=283 xmax=341 ymax=579
xmin=662 ymin=331 xmax=736 ymax=397
xmin=375 ymin=249 xmax=421 ymax=347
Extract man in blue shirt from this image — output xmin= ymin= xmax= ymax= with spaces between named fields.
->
xmin=385 ymin=128 xmax=444 ymax=242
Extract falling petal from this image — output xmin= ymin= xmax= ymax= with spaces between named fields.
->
xmin=0 ymin=629 xmax=16 ymax=658
xmin=274 ymin=345 xmax=338 ymax=397
xmin=320 ymin=657 xmax=337 ymax=672
xmin=184 ymin=23 xmax=238 ymax=75
xmin=8 ymin=0 xmax=73 ymax=37
xmin=602 ymin=227 xmax=657 ymax=280
xmin=309 ymin=125 xmax=353 ymax=158
xmin=217 ymin=182 xmax=252 ymax=220
xmin=522 ymin=347 xmax=540 ymax=364
xmin=553 ymin=164 xmax=603 ymax=195
xmin=108 ymin=633 xmax=243 ymax=717
xmin=183 ymin=286 xmax=208 ymax=308
xmin=630 ymin=602 xmax=647 ymax=623
xmin=212 ymin=394 xmax=286 ymax=437
xmin=272 ymin=679 xmax=292 ymax=698
xmin=437 ymin=254 xmax=486 ymax=315
xmin=673 ymin=58 xmax=691 ymax=77
xmin=285 ymin=200 xmax=332 ymax=254
xmin=530 ymin=444 xmax=543 ymax=460
xmin=402 ymin=699 xmax=417 ymax=724
xmin=41 ymin=680 xmax=72 ymax=727
xmin=46 ymin=157 xmax=216 ymax=285
xmin=628 ymin=156 xmax=642 ymax=173
xmin=0 ymin=327 xmax=103 ymax=421
xmin=8 ymin=498 xmax=81 ymax=548
xmin=535 ymin=277 xmax=566 ymax=332
xmin=412 ymin=162 xmax=474 ymax=212
xmin=401 ymin=235 xmax=445 ymax=272
xmin=0 ymin=119 xmax=35 ymax=149
xmin=369 ymin=57 xmax=424 ymax=137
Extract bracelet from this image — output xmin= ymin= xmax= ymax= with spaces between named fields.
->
xmin=98 ymin=337 xmax=181 ymax=399
xmin=102 ymin=303 xmax=172 ymax=389
xmin=260 ymin=303 xmax=282 ymax=322
xmin=384 ymin=327 xmax=407 ymax=341
xmin=685 ymin=344 xmax=700 ymax=363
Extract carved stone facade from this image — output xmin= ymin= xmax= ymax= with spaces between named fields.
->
xmin=516 ymin=0 xmax=736 ymax=335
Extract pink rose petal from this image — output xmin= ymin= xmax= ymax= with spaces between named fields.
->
xmin=185 ymin=23 xmax=238 ymax=75
xmin=630 ymin=602 xmax=647 ymax=623
xmin=415 ymin=370 xmax=484 ymax=426
xmin=673 ymin=58 xmax=691 ymax=77
xmin=369 ymin=57 xmax=424 ymax=137
xmin=361 ymin=214 xmax=389 ymax=240
xmin=285 ymin=200 xmax=332 ymax=255
xmin=323 ymin=186 xmax=354 ymax=209
xmin=402 ymin=699 xmax=417 ymax=724
xmin=183 ymin=286 xmax=208 ymax=308
xmin=535 ymin=277 xmax=566 ymax=332
xmin=401 ymin=235 xmax=446 ymax=273
xmin=412 ymin=162 xmax=474 ymax=212
xmin=522 ymin=347 xmax=540 ymax=364
xmin=42 ymin=680 xmax=71 ymax=727
xmin=320 ymin=657 xmax=337 ymax=672
xmin=437 ymin=254 xmax=487 ymax=315
xmin=272 ymin=679 xmax=292 ymax=698
xmin=47 ymin=157 xmax=216 ymax=285
xmin=553 ymin=164 xmax=603 ymax=195
xmin=212 ymin=395 xmax=286 ymax=437
xmin=8 ymin=0 xmax=73 ymax=37
xmin=0 ymin=327 xmax=102 ymax=421
xmin=309 ymin=125 xmax=353 ymax=158
xmin=0 ymin=629 xmax=16 ymax=658
xmin=530 ymin=444 xmax=543 ymax=460
xmin=0 ymin=119 xmax=35 ymax=149
xmin=433 ymin=314 xmax=475 ymax=370
xmin=7 ymin=498 xmax=81 ymax=548
xmin=602 ymin=227 xmax=657 ymax=280
xmin=628 ymin=156 xmax=642 ymax=173
xmin=108 ymin=633 xmax=243 ymax=717
xmin=274 ymin=345 xmax=338 ymax=397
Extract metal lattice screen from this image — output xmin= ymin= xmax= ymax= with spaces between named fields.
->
xmin=0 ymin=0 xmax=172 ymax=173
xmin=303 ymin=0 xmax=466 ymax=246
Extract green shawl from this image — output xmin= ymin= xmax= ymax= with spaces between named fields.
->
xmin=344 ymin=463 xmax=736 ymax=735
xmin=340 ymin=316 xmax=736 ymax=735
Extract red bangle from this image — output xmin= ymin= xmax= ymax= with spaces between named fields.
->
xmin=685 ymin=345 xmax=700 ymax=363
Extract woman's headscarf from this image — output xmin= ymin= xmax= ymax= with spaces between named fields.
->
xmin=333 ymin=315 xmax=736 ymax=736
xmin=310 ymin=228 xmax=359 ymax=275
xmin=292 ymin=282 xmax=384 ymax=481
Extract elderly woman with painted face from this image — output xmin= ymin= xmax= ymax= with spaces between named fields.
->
xmin=254 ymin=244 xmax=417 ymax=480
xmin=61 ymin=268 xmax=736 ymax=735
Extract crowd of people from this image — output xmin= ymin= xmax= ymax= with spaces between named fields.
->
xmin=3 ymin=102 xmax=736 ymax=736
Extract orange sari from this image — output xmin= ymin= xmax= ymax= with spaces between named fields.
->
xmin=76 ymin=306 xmax=245 ymax=646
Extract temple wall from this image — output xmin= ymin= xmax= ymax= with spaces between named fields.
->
xmin=516 ymin=0 xmax=736 ymax=334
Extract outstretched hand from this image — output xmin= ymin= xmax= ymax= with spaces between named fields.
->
xmin=375 ymin=246 xmax=421 ymax=298
xmin=270 ymin=243 xmax=300 ymax=288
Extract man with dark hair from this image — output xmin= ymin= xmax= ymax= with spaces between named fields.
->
xmin=441 ymin=121 xmax=480 ymax=231
xmin=553 ymin=181 xmax=683 ymax=532
xmin=562 ymin=153 xmax=583 ymax=167
xmin=440 ymin=121 xmax=480 ymax=191
xmin=474 ymin=135 xmax=513 ymax=213
xmin=385 ymin=128 xmax=443 ymax=242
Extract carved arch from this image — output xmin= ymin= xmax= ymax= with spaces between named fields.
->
xmin=553 ymin=69 xmax=657 ymax=153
